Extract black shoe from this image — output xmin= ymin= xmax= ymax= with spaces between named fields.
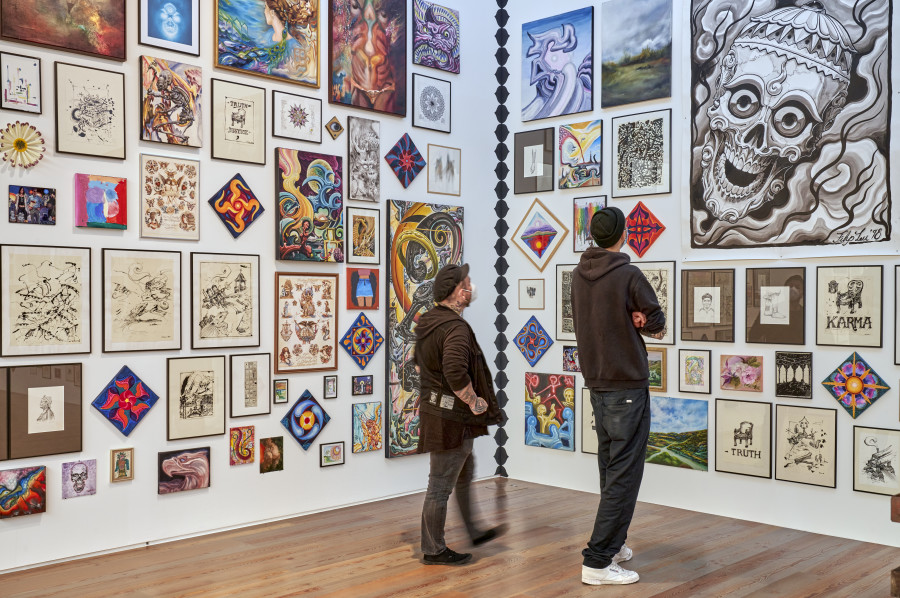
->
xmin=422 ymin=547 xmax=473 ymax=565
xmin=472 ymin=524 xmax=508 ymax=546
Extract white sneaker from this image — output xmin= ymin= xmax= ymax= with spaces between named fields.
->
xmin=613 ymin=543 xmax=633 ymax=564
xmin=582 ymin=562 xmax=640 ymax=585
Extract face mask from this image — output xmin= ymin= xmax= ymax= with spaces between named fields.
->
xmin=466 ymin=283 xmax=478 ymax=304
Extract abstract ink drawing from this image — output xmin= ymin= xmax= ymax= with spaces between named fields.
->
xmin=281 ymin=390 xmax=330 ymax=451
xmin=524 ymin=372 xmax=575 ymax=451
xmin=612 ymin=110 xmax=671 ymax=198
xmin=341 ymin=313 xmax=384 ymax=369
xmin=0 ymin=466 xmax=46 ymax=519
xmin=559 ymin=121 xmax=602 ymax=189
xmin=158 ymin=447 xmax=210 ymax=494
xmin=208 ymin=174 xmax=264 ymax=238
xmin=822 ymin=353 xmax=890 ymax=419
xmin=140 ymin=56 xmax=202 ymax=147
xmin=91 ymin=365 xmax=160 ymax=437
xmin=626 ymin=202 xmax=665 ymax=258
xmin=514 ymin=316 xmax=553 ymax=367
xmin=193 ymin=255 xmax=257 ymax=349
xmin=385 ymin=134 xmax=426 ymax=189
xmin=413 ymin=0 xmax=460 ymax=74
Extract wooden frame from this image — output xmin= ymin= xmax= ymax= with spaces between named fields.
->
xmin=853 ymin=425 xmax=900 ymax=496
xmin=210 ymin=78 xmax=266 ymax=165
xmin=274 ymin=272 xmax=338 ymax=374
xmin=518 ymin=279 xmax=545 ymax=310
xmin=610 ymin=108 xmax=672 ymax=198
xmin=139 ymin=0 xmax=200 ymax=56
xmin=110 ymin=447 xmax=134 ymax=482
xmin=746 ymin=267 xmax=805 ymax=345
xmin=681 ymin=269 xmax=735 ymax=343
xmin=512 ymin=199 xmax=569 ymax=273
xmin=229 ymin=353 xmax=271 ymax=418
xmin=555 ymin=264 xmax=577 ymax=341
xmin=715 ymin=398 xmax=772 ymax=479
xmin=647 ymin=347 xmax=667 ymax=392
xmin=346 ymin=207 xmax=381 ymax=265
xmin=514 ymin=128 xmax=554 ymax=194
xmin=272 ymin=90 xmax=322 ymax=143
xmin=816 ymin=265 xmax=883 ymax=348
xmin=190 ymin=252 xmax=261 ymax=350
xmin=323 ymin=375 xmax=338 ymax=399
xmin=774 ymin=405 xmax=836 ymax=489
xmin=54 ymin=62 xmax=126 ymax=159
xmin=0 ymin=51 xmax=41 ymax=113
xmin=678 ymin=349 xmax=711 ymax=395
xmin=427 ymin=144 xmax=461 ymax=196
xmin=320 ymin=441 xmax=345 ymax=467
xmin=166 ymin=355 xmax=226 ymax=441
xmin=412 ymin=73 xmax=451 ymax=133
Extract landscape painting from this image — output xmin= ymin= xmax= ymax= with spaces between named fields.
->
xmin=646 ymin=396 xmax=708 ymax=471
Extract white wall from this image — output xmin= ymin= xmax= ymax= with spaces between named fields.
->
xmin=0 ymin=2 xmax=501 ymax=572
xmin=500 ymin=0 xmax=900 ymax=548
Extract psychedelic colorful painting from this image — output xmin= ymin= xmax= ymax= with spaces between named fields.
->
xmin=73 ymin=174 xmax=126 ymax=229
xmin=208 ymin=174 xmax=264 ymax=238
xmin=512 ymin=199 xmax=569 ymax=272
xmin=385 ymin=134 xmax=426 ymax=189
xmin=822 ymin=353 xmax=890 ymax=419
xmin=281 ymin=390 xmax=330 ymax=451
xmin=140 ymin=55 xmax=202 ymax=147
xmin=563 ymin=346 xmax=580 ymax=372
xmin=91 ymin=366 xmax=160 ymax=437
xmin=0 ymin=1 xmax=126 ymax=60
xmin=559 ymin=121 xmax=602 ymax=189
xmin=626 ymin=202 xmax=665 ymax=258
xmin=229 ymin=425 xmax=255 ymax=466
xmin=0 ymin=466 xmax=46 ymax=519
xmin=525 ymin=372 xmax=575 ymax=451
xmin=341 ymin=313 xmax=384 ymax=369
xmin=514 ymin=316 xmax=553 ymax=367
xmin=646 ymin=396 xmax=708 ymax=470
xmin=352 ymin=402 xmax=383 ymax=453
xmin=413 ymin=0 xmax=460 ymax=74
xmin=158 ymin=447 xmax=210 ymax=494
xmin=573 ymin=196 xmax=604 ymax=252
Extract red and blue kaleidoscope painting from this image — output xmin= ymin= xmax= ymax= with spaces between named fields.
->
xmin=208 ymin=173 xmax=264 ymax=238
xmin=821 ymin=352 xmax=890 ymax=419
xmin=626 ymin=201 xmax=665 ymax=258
xmin=385 ymin=133 xmax=426 ymax=188
xmin=91 ymin=366 xmax=160 ymax=437
xmin=341 ymin=312 xmax=384 ymax=369
xmin=514 ymin=315 xmax=553 ymax=367
xmin=280 ymin=391 xmax=330 ymax=451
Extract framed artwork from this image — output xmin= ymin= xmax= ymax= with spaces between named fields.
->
xmin=525 ymin=372 xmax=575 ymax=451
xmin=646 ymin=396 xmax=708 ymax=471
xmin=0 ymin=52 xmax=41 ymax=113
xmin=347 ymin=268 xmax=379 ymax=310
xmin=559 ymin=120 xmax=602 ymax=189
xmin=91 ymin=365 xmax=160 ymax=437
xmin=259 ymin=437 xmax=284 ymax=473
xmin=208 ymin=174 xmax=264 ymax=238
xmin=720 ymin=355 xmax=763 ymax=393
xmin=323 ymin=375 xmax=338 ymax=399
xmin=229 ymin=425 xmax=254 ymax=466
xmin=601 ymin=0 xmax=672 ymax=108
xmin=648 ymin=348 xmax=667 ymax=392
xmin=514 ymin=129 xmax=554 ymax=194
xmin=1 ymin=1 xmax=126 ymax=60
xmin=346 ymin=207 xmax=380 ymax=265
xmin=853 ymin=426 xmax=900 ymax=496
xmin=140 ymin=154 xmax=199 ymax=240
xmin=895 ymin=266 xmax=900 ymax=364
xmin=519 ymin=279 xmax=545 ymax=310
xmin=320 ymin=441 xmax=345 ymax=467
xmin=412 ymin=73 xmax=451 ymax=133
xmin=678 ymin=349 xmax=711 ymax=395
xmin=427 ymin=144 xmax=461 ymax=196
xmin=573 ymin=196 xmax=606 ymax=252
xmin=281 ymin=390 xmax=330 ymax=451
xmin=102 ymin=249 xmax=181 ymax=353
xmin=555 ymin=264 xmax=577 ymax=341
xmin=340 ymin=313 xmax=384 ymax=369
xmin=521 ymin=7 xmax=593 ymax=121
xmin=513 ymin=315 xmax=553 ymax=367
xmin=8 ymin=185 xmax=55 ymax=225
xmin=276 ymin=148 xmax=344 ymax=262
xmin=715 ymin=398 xmax=772 ymax=479
xmin=273 ymin=379 xmax=289 ymax=404
xmin=190 ymin=252 xmax=260 ymax=350
xmin=347 ymin=116 xmax=380 ymax=202
xmin=139 ymin=55 xmax=202 ymax=147
xmin=73 ymin=175 xmax=126 ymax=229
xmin=626 ymin=202 xmax=666 ymax=258
xmin=55 ymin=62 xmax=126 ymax=159
xmin=0 ymin=367 xmax=6 ymax=461
xmin=272 ymin=91 xmax=321 ymax=143
xmin=0 ymin=466 xmax=45 ymax=518
xmin=512 ymin=200 xmax=569 ymax=273
xmin=166 ymin=356 xmax=226 ymax=441
xmin=230 ymin=353 xmax=271 ymax=418
xmin=821 ymin=352 xmax=890 ymax=419
xmin=61 ymin=459 xmax=97 ymax=499
xmin=215 ymin=0 xmax=318 ymax=87
xmin=634 ymin=261 xmax=675 ymax=345
xmin=352 ymin=402 xmax=383 ymax=453
xmin=5 ymin=363 xmax=82 ymax=459
xmin=139 ymin=0 xmax=199 ymax=55
xmin=352 ymin=375 xmax=373 ymax=396
xmin=816 ymin=265 xmax=883 ymax=348
xmin=581 ymin=389 xmax=597 ymax=455
xmin=413 ymin=0 xmax=460 ymax=73
xmin=110 ymin=448 xmax=134 ymax=482
xmin=775 ymin=352 xmax=812 ymax=399
xmin=326 ymin=116 xmax=344 ymax=140
xmin=562 ymin=346 xmax=580 ymax=373
xmin=611 ymin=109 xmax=672 ymax=198
xmin=274 ymin=272 xmax=338 ymax=373
xmin=681 ymin=269 xmax=735 ymax=343
xmin=774 ymin=405 xmax=836 ymax=488
xmin=329 ymin=0 xmax=406 ymax=116
xmin=746 ymin=267 xmax=805 ymax=345
xmin=211 ymin=78 xmax=266 ymax=165
xmin=158 ymin=447 xmax=210 ymax=494
xmin=1 ymin=244 xmax=91 ymax=357
xmin=385 ymin=133 xmax=425 ymax=189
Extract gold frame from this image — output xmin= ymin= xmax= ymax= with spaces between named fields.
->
xmin=511 ymin=198 xmax=569 ymax=273
xmin=647 ymin=347 xmax=667 ymax=392
xmin=110 ymin=448 xmax=134 ymax=483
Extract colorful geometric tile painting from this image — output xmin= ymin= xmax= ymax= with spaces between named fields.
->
xmin=385 ymin=133 xmax=426 ymax=188
xmin=91 ymin=366 xmax=160 ymax=437
xmin=524 ymin=372 xmax=575 ymax=451
xmin=0 ymin=466 xmax=46 ymax=519
xmin=208 ymin=173 xmax=264 ymax=238
xmin=514 ymin=316 xmax=554 ymax=367
xmin=73 ymin=174 xmax=127 ymax=229
xmin=341 ymin=313 xmax=384 ymax=369
xmin=626 ymin=201 xmax=665 ymax=258
xmin=229 ymin=426 xmax=255 ymax=466
xmin=821 ymin=353 xmax=890 ymax=419
xmin=281 ymin=391 xmax=330 ymax=451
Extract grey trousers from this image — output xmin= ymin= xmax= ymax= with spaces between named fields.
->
xmin=420 ymin=438 xmax=479 ymax=555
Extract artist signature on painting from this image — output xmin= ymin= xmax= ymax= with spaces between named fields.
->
xmin=833 ymin=228 xmax=885 ymax=246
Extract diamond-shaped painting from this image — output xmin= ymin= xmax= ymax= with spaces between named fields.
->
xmin=511 ymin=199 xmax=569 ymax=272
xmin=281 ymin=391 xmax=330 ymax=451
xmin=626 ymin=201 xmax=665 ymax=258
xmin=208 ymin=174 xmax=264 ymax=238
xmin=821 ymin=353 xmax=890 ymax=419
xmin=326 ymin=116 xmax=344 ymax=140
xmin=385 ymin=133 xmax=426 ymax=188
xmin=91 ymin=366 xmax=160 ymax=437
xmin=514 ymin=316 xmax=554 ymax=367
xmin=341 ymin=313 xmax=385 ymax=369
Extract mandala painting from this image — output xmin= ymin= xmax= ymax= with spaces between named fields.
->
xmin=626 ymin=202 xmax=665 ymax=258
xmin=280 ymin=390 xmax=330 ymax=451
xmin=385 ymin=134 xmax=426 ymax=189
xmin=208 ymin=173 xmax=264 ymax=238
xmin=91 ymin=366 xmax=160 ymax=437
xmin=514 ymin=316 xmax=553 ymax=367
xmin=822 ymin=353 xmax=890 ymax=419
xmin=341 ymin=313 xmax=384 ymax=369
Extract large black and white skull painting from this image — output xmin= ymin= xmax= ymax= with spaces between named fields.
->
xmin=691 ymin=0 xmax=890 ymax=248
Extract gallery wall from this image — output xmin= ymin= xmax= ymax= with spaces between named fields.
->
xmin=0 ymin=2 xmax=502 ymax=572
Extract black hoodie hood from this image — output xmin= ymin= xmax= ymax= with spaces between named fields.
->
xmin=577 ymin=247 xmax=631 ymax=281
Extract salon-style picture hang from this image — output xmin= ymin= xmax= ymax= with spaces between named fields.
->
xmin=690 ymin=0 xmax=891 ymax=250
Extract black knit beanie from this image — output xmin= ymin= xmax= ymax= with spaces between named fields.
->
xmin=590 ymin=207 xmax=625 ymax=248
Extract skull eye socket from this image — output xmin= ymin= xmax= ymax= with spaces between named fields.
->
xmin=727 ymin=86 xmax=761 ymax=119
xmin=772 ymin=103 xmax=810 ymax=138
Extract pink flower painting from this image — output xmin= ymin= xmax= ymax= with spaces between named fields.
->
xmin=720 ymin=355 xmax=763 ymax=392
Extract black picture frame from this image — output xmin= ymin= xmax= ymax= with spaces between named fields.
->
xmin=210 ymin=78 xmax=267 ymax=165
xmin=678 ymin=349 xmax=712 ymax=395
xmin=816 ymin=265 xmax=883 ymax=348
xmin=54 ymin=61 xmax=126 ymax=159
xmin=412 ymin=72 xmax=451 ymax=133
xmin=272 ymin=90 xmax=323 ymax=143
xmin=774 ymin=351 xmax=812 ymax=399
xmin=774 ymin=404 xmax=836 ymax=489
xmin=681 ymin=269 xmax=735 ymax=343
xmin=853 ymin=425 xmax=900 ymax=496
xmin=166 ymin=355 xmax=227 ymax=441
xmin=6 ymin=363 xmax=83 ymax=459
xmin=138 ymin=0 xmax=200 ymax=57
xmin=745 ymin=267 xmax=805 ymax=345
xmin=610 ymin=108 xmax=672 ymax=198
xmin=320 ymin=441 xmax=345 ymax=467
xmin=323 ymin=375 xmax=338 ymax=399
xmin=351 ymin=375 xmax=373 ymax=396
xmin=0 ymin=51 xmax=41 ymax=114
xmin=514 ymin=128 xmax=554 ymax=194
xmin=714 ymin=398 xmax=772 ymax=480
xmin=273 ymin=378 xmax=289 ymax=404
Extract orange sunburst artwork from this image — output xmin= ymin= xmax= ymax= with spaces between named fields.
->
xmin=821 ymin=352 xmax=890 ymax=419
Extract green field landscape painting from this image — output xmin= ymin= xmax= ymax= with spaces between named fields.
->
xmin=646 ymin=396 xmax=708 ymax=470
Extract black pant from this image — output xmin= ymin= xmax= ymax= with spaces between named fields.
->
xmin=582 ymin=387 xmax=651 ymax=568
xmin=420 ymin=438 xmax=479 ymax=555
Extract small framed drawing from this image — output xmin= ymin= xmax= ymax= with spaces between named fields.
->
xmin=647 ymin=347 xmax=666 ymax=392
xmin=581 ymin=388 xmax=597 ymax=455
xmin=634 ymin=261 xmax=675 ymax=345
xmin=352 ymin=375 xmax=373 ymax=396
xmin=139 ymin=55 xmax=202 ymax=147
xmin=775 ymin=352 xmax=812 ymax=399
xmin=230 ymin=353 xmax=271 ymax=418
xmin=323 ymin=375 xmax=338 ymax=399
xmin=715 ymin=398 xmax=772 ymax=479
xmin=211 ymin=78 xmax=266 ymax=165
xmin=681 ymin=269 xmax=735 ymax=343
xmin=272 ymin=91 xmax=322 ymax=143
xmin=427 ymin=144 xmax=461 ymax=196
xmin=1 ymin=244 xmax=92 ymax=357
xmin=275 ymin=272 xmax=338 ymax=373
xmin=816 ymin=265 xmax=882 ymax=348
xmin=190 ymin=252 xmax=261 ymax=350
xmin=55 ymin=62 xmax=126 ymax=159
xmin=412 ymin=73 xmax=451 ymax=133
xmin=774 ymin=405 xmax=836 ymax=489
xmin=102 ymin=249 xmax=182 ymax=353
xmin=320 ymin=441 xmax=345 ymax=467
xmin=0 ymin=52 xmax=41 ymax=113
xmin=555 ymin=264 xmax=577 ymax=341
xmin=679 ymin=349 xmax=711 ymax=394
xmin=573 ymin=196 xmax=606 ymax=252
xmin=347 ymin=116 xmax=380 ymax=201
xmin=512 ymin=199 xmax=569 ymax=273
xmin=610 ymin=109 xmax=671 ymax=198
xmin=853 ymin=426 xmax=900 ymax=496
xmin=110 ymin=448 xmax=134 ymax=482
xmin=519 ymin=279 xmax=545 ymax=310
xmin=273 ymin=379 xmax=289 ymax=404
xmin=347 ymin=268 xmax=379 ymax=310
xmin=140 ymin=154 xmax=200 ymax=240
xmin=514 ymin=128 xmax=554 ymax=194
xmin=139 ymin=0 xmax=200 ymax=56
xmin=746 ymin=267 xmax=805 ymax=345
xmin=166 ymin=355 xmax=226 ymax=441
xmin=346 ymin=207 xmax=381 ymax=265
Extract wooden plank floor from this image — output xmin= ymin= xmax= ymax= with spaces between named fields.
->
xmin=2 ymin=479 xmax=898 ymax=597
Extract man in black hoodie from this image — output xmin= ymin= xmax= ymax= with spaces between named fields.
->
xmin=415 ymin=264 xmax=505 ymax=566
xmin=572 ymin=206 xmax=665 ymax=586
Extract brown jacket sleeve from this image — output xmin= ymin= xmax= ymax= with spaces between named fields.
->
xmin=442 ymin=323 xmax=472 ymax=393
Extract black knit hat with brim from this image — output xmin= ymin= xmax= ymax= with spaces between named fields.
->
xmin=433 ymin=263 xmax=470 ymax=302
xmin=590 ymin=207 xmax=625 ymax=248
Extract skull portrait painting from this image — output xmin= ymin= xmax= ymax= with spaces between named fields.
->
xmin=690 ymin=0 xmax=890 ymax=249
